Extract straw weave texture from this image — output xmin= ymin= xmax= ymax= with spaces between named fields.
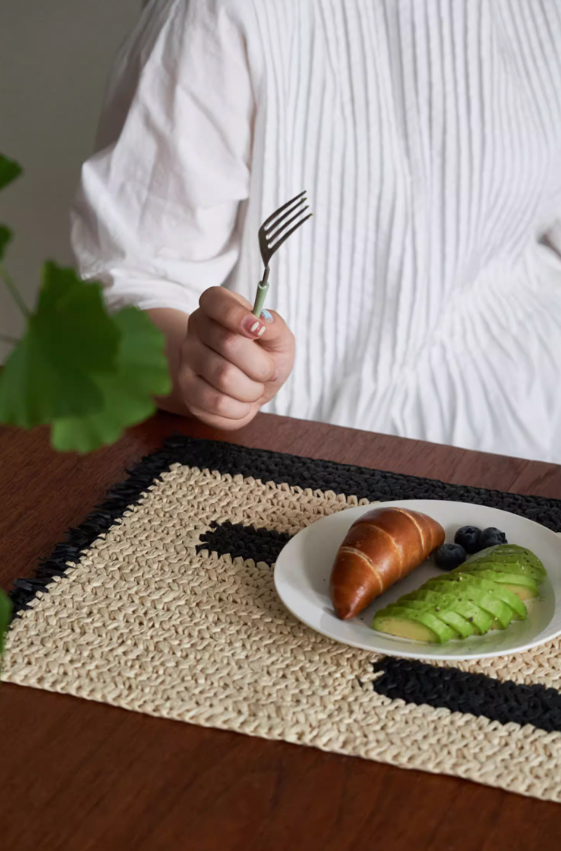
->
xmin=4 ymin=439 xmax=561 ymax=802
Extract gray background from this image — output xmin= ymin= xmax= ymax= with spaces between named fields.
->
xmin=0 ymin=0 xmax=142 ymax=360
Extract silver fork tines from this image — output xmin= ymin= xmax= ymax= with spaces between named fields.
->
xmin=259 ymin=190 xmax=312 ymax=268
xmin=251 ymin=190 xmax=313 ymax=316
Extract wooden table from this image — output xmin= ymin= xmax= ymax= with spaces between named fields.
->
xmin=2 ymin=412 xmax=561 ymax=851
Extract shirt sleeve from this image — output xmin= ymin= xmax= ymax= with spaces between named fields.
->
xmin=70 ymin=0 xmax=255 ymax=314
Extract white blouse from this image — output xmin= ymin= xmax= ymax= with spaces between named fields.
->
xmin=71 ymin=0 xmax=561 ymax=463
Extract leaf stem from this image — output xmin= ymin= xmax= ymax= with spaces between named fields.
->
xmin=0 ymin=262 xmax=30 ymax=318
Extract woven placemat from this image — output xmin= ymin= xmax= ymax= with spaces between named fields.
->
xmin=4 ymin=435 xmax=561 ymax=802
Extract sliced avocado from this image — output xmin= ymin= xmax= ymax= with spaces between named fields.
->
xmin=381 ymin=603 xmax=462 ymax=639
xmin=475 ymin=554 xmax=546 ymax=579
xmin=471 ymin=543 xmax=537 ymax=558
xmin=403 ymin=588 xmax=494 ymax=635
xmin=397 ymin=599 xmax=476 ymax=639
xmin=460 ymin=566 xmax=539 ymax=600
xmin=466 ymin=545 xmax=546 ymax=577
xmin=425 ymin=578 xmax=515 ymax=629
xmin=445 ymin=573 xmax=527 ymax=619
xmin=465 ymin=559 xmax=545 ymax=584
xmin=372 ymin=606 xmax=457 ymax=643
xmin=372 ymin=613 xmax=438 ymax=643
xmin=494 ymin=544 xmax=546 ymax=570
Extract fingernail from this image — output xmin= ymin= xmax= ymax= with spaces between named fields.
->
xmin=260 ymin=309 xmax=274 ymax=324
xmin=257 ymin=326 xmax=266 ymax=337
xmin=242 ymin=315 xmax=265 ymax=336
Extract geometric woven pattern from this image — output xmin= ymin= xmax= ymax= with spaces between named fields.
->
xmin=4 ymin=436 xmax=561 ymax=802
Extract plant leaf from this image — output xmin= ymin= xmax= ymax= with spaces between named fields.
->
xmin=35 ymin=262 xmax=121 ymax=374
xmin=0 ymin=224 xmax=12 ymax=260
xmin=0 ymin=589 xmax=11 ymax=659
xmin=0 ymin=262 xmax=121 ymax=428
xmin=51 ymin=307 xmax=171 ymax=452
xmin=0 ymin=154 xmax=23 ymax=192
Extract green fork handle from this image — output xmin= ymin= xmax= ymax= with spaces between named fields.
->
xmin=252 ymin=280 xmax=270 ymax=317
xmin=252 ymin=266 xmax=271 ymax=317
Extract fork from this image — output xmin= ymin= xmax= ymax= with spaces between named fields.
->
xmin=252 ymin=190 xmax=312 ymax=317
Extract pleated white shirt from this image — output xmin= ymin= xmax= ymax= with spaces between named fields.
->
xmin=71 ymin=0 xmax=561 ymax=462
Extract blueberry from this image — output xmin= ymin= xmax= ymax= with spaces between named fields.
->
xmin=434 ymin=543 xmax=467 ymax=571
xmin=454 ymin=526 xmax=482 ymax=554
xmin=479 ymin=527 xmax=508 ymax=548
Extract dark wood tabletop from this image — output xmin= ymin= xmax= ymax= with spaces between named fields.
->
xmin=2 ymin=412 xmax=561 ymax=851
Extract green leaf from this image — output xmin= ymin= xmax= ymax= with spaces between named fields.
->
xmin=0 ymin=589 xmax=11 ymax=659
xmin=0 ymin=154 xmax=23 ymax=192
xmin=0 ymin=224 xmax=12 ymax=260
xmin=51 ymin=307 xmax=171 ymax=452
xmin=0 ymin=262 xmax=121 ymax=428
xmin=36 ymin=262 xmax=120 ymax=373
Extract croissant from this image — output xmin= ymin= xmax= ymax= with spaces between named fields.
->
xmin=330 ymin=506 xmax=445 ymax=620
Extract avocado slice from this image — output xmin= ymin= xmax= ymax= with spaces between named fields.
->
xmin=396 ymin=599 xmax=476 ymax=639
xmin=440 ymin=573 xmax=527 ymax=620
xmin=493 ymin=544 xmax=546 ymax=571
xmin=380 ymin=603 xmax=462 ymax=639
xmin=425 ymin=577 xmax=515 ymax=628
xmin=372 ymin=543 xmax=545 ymax=644
xmin=372 ymin=612 xmax=438 ymax=643
xmin=403 ymin=588 xmax=494 ymax=635
xmin=465 ymin=559 xmax=545 ymax=584
xmin=467 ymin=545 xmax=546 ymax=578
xmin=372 ymin=606 xmax=458 ymax=643
xmin=473 ymin=555 xmax=546 ymax=580
xmin=459 ymin=566 xmax=539 ymax=600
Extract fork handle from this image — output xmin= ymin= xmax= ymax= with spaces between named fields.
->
xmin=252 ymin=281 xmax=269 ymax=317
xmin=252 ymin=267 xmax=271 ymax=317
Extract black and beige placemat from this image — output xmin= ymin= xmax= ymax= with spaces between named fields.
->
xmin=4 ymin=436 xmax=561 ymax=801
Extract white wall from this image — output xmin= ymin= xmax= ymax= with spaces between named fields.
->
xmin=0 ymin=0 xmax=142 ymax=360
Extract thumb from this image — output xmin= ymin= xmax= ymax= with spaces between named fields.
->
xmin=254 ymin=309 xmax=294 ymax=354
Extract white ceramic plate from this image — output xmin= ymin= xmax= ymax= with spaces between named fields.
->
xmin=274 ymin=500 xmax=561 ymax=660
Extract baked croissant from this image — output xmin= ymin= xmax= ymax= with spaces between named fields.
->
xmin=330 ymin=507 xmax=445 ymax=620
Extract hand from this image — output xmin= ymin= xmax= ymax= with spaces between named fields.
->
xmin=178 ymin=287 xmax=295 ymax=430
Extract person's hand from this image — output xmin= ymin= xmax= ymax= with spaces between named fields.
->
xmin=179 ymin=287 xmax=295 ymax=430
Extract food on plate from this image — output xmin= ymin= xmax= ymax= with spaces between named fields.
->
xmin=433 ymin=543 xmax=467 ymax=571
xmin=459 ymin=566 xmax=539 ymax=600
xmin=372 ymin=544 xmax=546 ymax=643
xmin=454 ymin=525 xmax=482 ymax=554
xmin=424 ymin=577 xmax=517 ymax=628
xmin=386 ymin=596 xmax=477 ymax=638
xmin=435 ymin=573 xmax=528 ymax=619
xmin=371 ymin=607 xmax=457 ymax=643
xmin=479 ymin=526 xmax=508 ymax=548
xmin=468 ymin=543 xmax=545 ymax=578
xmin=453 ymin=524 xmax=508 ymax=554
xmin=402 ymin=588 xmax=495 ymax=634
xmin=330 ymin=507 xmax=445 ymax=620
